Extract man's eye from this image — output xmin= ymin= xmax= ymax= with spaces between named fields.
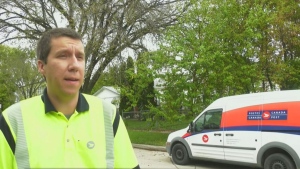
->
xmin=77 ymin=56 xmax=84 ymax=60
xmin=59 ymin=54 xmax=67 ymax=58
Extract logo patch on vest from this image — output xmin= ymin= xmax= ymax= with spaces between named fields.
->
xmin=87 ymin=141 xmax=95 ymax=149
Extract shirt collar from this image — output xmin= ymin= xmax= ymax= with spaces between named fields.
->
xmin=41 ymin=88 xmax=89 ymax=114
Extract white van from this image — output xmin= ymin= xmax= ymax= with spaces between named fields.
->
xmin=166 ymin=90 xmax=300 ymax=169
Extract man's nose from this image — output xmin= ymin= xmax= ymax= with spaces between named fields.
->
xmin=68 ymin=54 xmax=80 ymax=72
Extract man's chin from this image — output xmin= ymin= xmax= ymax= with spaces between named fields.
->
xmin=62 ymin=89 xmax=80 ymax=97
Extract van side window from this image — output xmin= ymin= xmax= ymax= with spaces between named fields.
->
xmin=194 ymin=109 xmax=222 ymax=132
xmin=204 ymin=110 xmax=222 ymax=130
xmin=194 ymin=115 xmax=205 ymax=132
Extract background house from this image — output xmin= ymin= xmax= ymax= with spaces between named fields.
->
xmin=93 ymin=86 xmax=120 ymax=110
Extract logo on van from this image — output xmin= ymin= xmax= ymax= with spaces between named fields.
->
xmin=262 ymin=111 xmax=271 ymax=120
xmin=247 ymin=110 xmax=287 ymax=120
xmin=202 ymin=135 xmax=209 ymax=143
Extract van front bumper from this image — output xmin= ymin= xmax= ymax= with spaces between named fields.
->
xmin=166 ymin=142 xmax=171 ymax=155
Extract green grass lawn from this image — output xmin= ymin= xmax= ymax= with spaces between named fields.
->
xmin=128 ymin=130 xmax=169 ymax=146
xmin=124 ymin=118 xmax=192 ymax=131
xmin=124 ymin=118 xmax=193 ymax=146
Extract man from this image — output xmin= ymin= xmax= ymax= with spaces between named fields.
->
xmin=0 ymin=28 xmax=140 ymax=169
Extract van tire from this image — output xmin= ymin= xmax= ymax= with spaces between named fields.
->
xmin=264 ymin=153 xmax=295 ymax=169
xmin=171 ymin=143 xmax=190 ymax=165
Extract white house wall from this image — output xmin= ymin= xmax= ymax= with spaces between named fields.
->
xmin=96 ymin=90 xmax=119 ymax=104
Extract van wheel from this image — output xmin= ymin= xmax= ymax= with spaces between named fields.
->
xmin=171 ymin=143 xmax=190 ymax=165
xmin=264 ymin=153 xmax=295 ymax=169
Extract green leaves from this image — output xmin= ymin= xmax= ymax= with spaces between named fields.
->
xmin=147 ymin=0 xmax=300 ymax=120
xmin=0 ymin=45 xmax=45 ymax=109
xmin=94 ymin=0 xmax=300 ymax=121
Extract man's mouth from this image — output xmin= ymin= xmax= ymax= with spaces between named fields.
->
xmin=65 ymin=78 xmax=79 ymax=81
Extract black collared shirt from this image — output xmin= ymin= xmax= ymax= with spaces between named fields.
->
xmin=41 ymin=88 xmax=89 ymax=114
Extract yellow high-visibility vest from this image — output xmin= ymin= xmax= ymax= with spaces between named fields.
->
xmin=0 ymin=90 xmax=139 ymax=169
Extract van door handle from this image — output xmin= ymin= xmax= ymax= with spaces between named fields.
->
xmin=214 ymin=133 xmax=221 ymax=136
xmin=226 ymin=133 xmax=234 ymax=136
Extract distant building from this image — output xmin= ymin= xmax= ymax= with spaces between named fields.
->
xmin=93 ymin=86 xmax=120 ymax=109
xmin=153 ymin=78 xmax=166 ymax=105
xmin=93 ymin=79 xmax=166 ymax=110
xmin=154 ymin=78 xmax=165 ymax=91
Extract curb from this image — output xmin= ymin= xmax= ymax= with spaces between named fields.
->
xmin=132 ymin=144 xmax=166 ymax=152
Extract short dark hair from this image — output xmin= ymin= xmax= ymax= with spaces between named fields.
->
xmin=36 ymin=28 xmax=82 ymax=63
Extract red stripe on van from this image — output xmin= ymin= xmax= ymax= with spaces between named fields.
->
xmin=182 ymin=132 xmax=191 ymax=138
xmin=221 ymin=101 xmax=300 ymax=128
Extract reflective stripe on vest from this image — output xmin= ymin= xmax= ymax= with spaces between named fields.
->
xmin=6 ymin=102 xmax=29 ymax=168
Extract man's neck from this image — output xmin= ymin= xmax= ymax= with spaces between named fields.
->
xmin=47 ymin=90 xmax=79 ymax=116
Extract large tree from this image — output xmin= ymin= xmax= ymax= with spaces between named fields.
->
xmin=264 ymin=0 xmax=300 ymax=90
xmin=135 ymin=53 xmax=157 ymax=111
xmin=0 ymin=45 xmax=45 ymax=99
xmin=93 ymin=53 xmax=157 ymax=114
xmin=0 ymin=0 xmax=189 ymax=94
xmin=91 ymin=57 xmax=127 ymax=94
xmin=0 ymin=71 xmax=16 ymax=111
xmin=119 ymin=56 xmax=135 ymax=113
xmin=0 ymin=45 xmax=44 ymax=109
xmin=151 ymin=0 xmax=300 ymax=118
xmin=120 ymin=53 xmax=157 ymax=113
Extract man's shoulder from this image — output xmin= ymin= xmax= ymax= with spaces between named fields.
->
xmin=82 ymin=94 xmax=103 ymax=104
xmin=82 ymin=94 xmax=114 ymax=106
xmin=3 ymin=96 xmax=42 ymax=113
xmin=21 ymin=95 xmax=42 ymax=103
xmin=82 ymin=93 xmax=98 ymax=99
xmin=82 ymin=94 xmax=116 ymax=121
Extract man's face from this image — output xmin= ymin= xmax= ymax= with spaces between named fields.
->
xmin=38 ymin=36 xmax=85 ymax=98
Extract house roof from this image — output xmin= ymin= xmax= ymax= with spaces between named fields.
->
xmin=93 ymin=86 xmax=119 ymax=96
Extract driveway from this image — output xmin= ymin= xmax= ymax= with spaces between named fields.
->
xmin=134 ymin=147 xmax=259 ymax=169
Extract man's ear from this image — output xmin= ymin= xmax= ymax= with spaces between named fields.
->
xmin=37 ymin=60 xmax=45 ymax=75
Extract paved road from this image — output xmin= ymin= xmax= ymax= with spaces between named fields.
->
xmin=134 ymin=148 xmax=259 ymax=169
